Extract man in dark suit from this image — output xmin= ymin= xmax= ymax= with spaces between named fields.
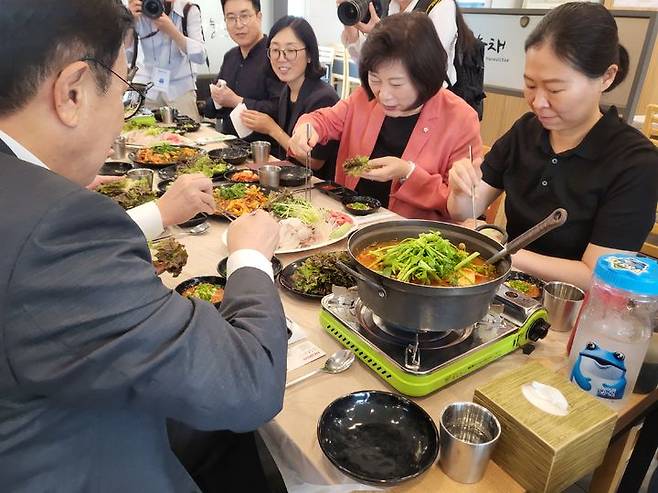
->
xmin=0 ymin=1 xmax=287 ymax=491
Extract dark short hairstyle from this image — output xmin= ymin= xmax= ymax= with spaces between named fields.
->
xmin=267 ymin=16 xmax=325 ymax=80
xmin=221 ymin=0 xmax=261 ymax=13
xmin=525 ymin=2 xmax=629 ymax=92
xmin=359 ymin=12 xmax=447 ymax=105
xmin=0 ymin=0 xmax=133 ymax=117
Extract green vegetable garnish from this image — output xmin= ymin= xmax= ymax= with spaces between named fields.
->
xmin=217 ymin=183 xmax=248 ymax=199
xmin=364 ymin=231 xmax=495 ymax=286
xmin=508 ymin=280 xmax=531 ymax=293
xmin=151 ymin=143 xmax=177 ymax=154
xmin=191 ymin=283 xmax=221 ymax=302
xmin=123 ymin=115 xmax=157 ymax=131
xmin=178 ymin=155 xmax=228 ymax=177
xmin=347 ymin=202 xmax=370 ymax=211
xmin=291 ymin=252 xmax=356 ymax=295
xmin=267 ymin=195 xmax=321 ymax=224
xmin=97 ymin=178 xmax=156 ymax=209
xmin=343 ymin=156 xmax=371 ymax=176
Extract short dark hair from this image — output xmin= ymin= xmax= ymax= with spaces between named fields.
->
xmin=0 ymin=0 xmax=133 ymax=117
xmin=359 ymin=12 xmax=447 ymax=105
xmin=267 ymin=16 xmax=325 ymax=80
xmin=525 ymin=2 xmax=629 ymax=92
xmin=220 ymin=0 xmax=261 ymax=13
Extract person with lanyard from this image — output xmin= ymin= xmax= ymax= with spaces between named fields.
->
xmin=204 ymin=0 xmax=283 ymax=142
xmin=288 ymin=12 xmax=481 ymax=219
xmin=128 ymin=0 xmax=207 ymax=122
xmin=239 ymin=16 xmax=340 ymax=180
xmin=339 ymin=0 xmax=458 ymax=90
xmin=447 ymin=2 xmax=658 ymax=289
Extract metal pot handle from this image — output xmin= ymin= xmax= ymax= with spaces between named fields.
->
xmin=474 ymin=224 xmax=508 ymax=244
xmin=336 ymin=260 xmax=387 ymax=299
xmin=487 ymin=208 xmax=568 ymax=265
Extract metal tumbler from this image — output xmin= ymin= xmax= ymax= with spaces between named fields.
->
xmin=127 ymin=168 xmax=155 ymax=190
xmin=258 ymin=165 xmax=281 ymax=189
xmin=251 ymin=141 xmax=271 ymax=164
xmin=543 ymin=281 xmax=585 ymax=332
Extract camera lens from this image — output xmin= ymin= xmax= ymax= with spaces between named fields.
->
xmin=337 ymin=0 xmax=366 ymax=26
xmin=142 ymin=0 xmax=164 ymax=19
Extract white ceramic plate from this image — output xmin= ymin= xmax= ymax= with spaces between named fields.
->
xmin=221 ymin=212 xmax=355 ymax=255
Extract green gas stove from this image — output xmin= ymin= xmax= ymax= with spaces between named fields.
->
xmin=320 ymin=285 xmax=550 ymax=397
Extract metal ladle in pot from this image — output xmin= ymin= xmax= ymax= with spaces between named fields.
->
xmin=485 ymin=208 xmax=568 ymax=265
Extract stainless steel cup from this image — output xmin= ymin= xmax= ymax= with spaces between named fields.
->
xmin=543 ymin=281 xmax=585 ymax=332
xmin=251 ymin=141 xmax=271 ymax=164
xmin=439 ymin=402 xmax=501 ymax=484
xmin=111 ymin=136 xmax=127 ymax=160
xmin=258 ymin=165 xmax=281 ymax=188
xmin=127 ymin=168 xmax=155 ymax=190
xmin=160 ymin=106 xmax=176 ymax=124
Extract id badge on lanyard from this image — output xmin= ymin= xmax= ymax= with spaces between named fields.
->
xmin=152 ymin=67 xmax=171 ymax=93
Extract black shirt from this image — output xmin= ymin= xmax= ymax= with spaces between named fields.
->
xmin=481 ymin=107 xmax=658 ymax=260
xmin=204 ymin=36 xmax=283 ymax=142
xmin=356 ymin=113 xmax=421 ymax=207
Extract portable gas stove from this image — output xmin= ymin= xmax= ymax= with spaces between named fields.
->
xmin=320 ymin=285 xmax=550 ymax=397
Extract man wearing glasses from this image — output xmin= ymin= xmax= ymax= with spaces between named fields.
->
xmin=0 ymin=1 xmax=287 ymax=491
xmin=204 ymin=0 xmax=283 ymax=142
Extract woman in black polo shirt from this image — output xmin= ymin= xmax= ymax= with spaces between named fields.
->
xmin=447 ymin=2 xmax=658 ymax=289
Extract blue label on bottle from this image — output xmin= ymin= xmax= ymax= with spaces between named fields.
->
xmin=570 ymin=341 xmax=627 ymax=400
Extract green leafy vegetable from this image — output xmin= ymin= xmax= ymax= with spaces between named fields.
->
xmin=343 ymin=155 xmax=371 ymax=176
xmin=151 ymin=143 xmax=177 ymax=154
xmin=291 ymin=252 xmax=356 ymax=295
xmin=347 ymin=202 xmax=370 ymax=211
xmin=362 ymin=231 xmax=496 ymax=286
xmin=267 ymin=194 xmax=322 ymax=224
xmin=190 ymin=283 xmax=221 ymax=302
xmin=178 ymin=155 xmax=229 ymax=177
xmin=216 ymin=183 xmax=248 ymax=200
xmin=123 ymin=115 xmax=157 ymax=131
xmin=97 ymin=178 xmax=156 ymax=209
xmin=507 ymin=280 xmax=531 ymax=293
xmin=148 ymin=238 xmax=188 ymax=277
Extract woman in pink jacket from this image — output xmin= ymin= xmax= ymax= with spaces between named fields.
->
xmin=288 ymin=12 xmax=481 ymax=220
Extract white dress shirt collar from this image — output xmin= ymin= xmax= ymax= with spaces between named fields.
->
xmin=0 ymin=130 xmax=49 ymax=169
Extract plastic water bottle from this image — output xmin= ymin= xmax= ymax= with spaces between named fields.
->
xmin=568 ymin=254 xmax=658 ymax=403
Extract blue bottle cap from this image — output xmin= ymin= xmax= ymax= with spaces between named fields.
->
xmin=594 ymin=254 xmax=658 ymax=296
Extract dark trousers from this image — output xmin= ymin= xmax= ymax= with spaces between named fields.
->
xmin=167 ymin=420 xmax=286 ymax=493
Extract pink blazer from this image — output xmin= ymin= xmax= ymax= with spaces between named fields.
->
xmin=297 ymin=87 xmax=482 ymax=220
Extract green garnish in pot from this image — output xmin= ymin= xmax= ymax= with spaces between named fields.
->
xmin=192 ymin=283 xmax=220 ymax=302
xmin=507 ymin=279 xmax=531 ymax=293
xmin=217 ymin=183 xmax=248 ymax=199
xmin=347 ymin=202 xmax=370 ymax=211
xmin=366 ymin=231 xmax=495 ymax=286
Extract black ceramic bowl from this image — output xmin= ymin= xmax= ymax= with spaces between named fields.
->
xmin=208 ymin=147 xmax=250 ymax=166
xmin=342 ymin=196 xmax=381 ymax=216
xmin=318 ymin=390 xmax=439 ymax=484
xmin=216 ymin=256 xmax=283 ymax=279
xmin=178 ymin=213 xmax=209 ymax=229
xmin=279 ymin=165 xmax=313 ymax=187
xmin=157 ymin=178 xmax=173 ymax=196
xmin=504 ymin=271 xmax=546 ymax=300
xmin=175 ymin=276 xmax=226 ymax=308
xmin=99 ymin=160 xmax=133 ymax=176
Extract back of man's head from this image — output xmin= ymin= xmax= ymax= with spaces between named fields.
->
xmin=0 ymin=0 xmax=133 ymax=118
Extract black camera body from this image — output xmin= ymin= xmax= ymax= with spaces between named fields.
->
xmin=142 ymin=0 xmax=165 ymax=19
xmin=337 ymin=0 xmax=384 ymax=26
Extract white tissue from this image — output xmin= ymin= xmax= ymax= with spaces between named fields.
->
xmin=229 ymin=102 xmax=253 ymax=138
xmin=210 ymin=79 xmax=227 ymax=109
xmin=521 ymin=381 xmax=569 ymax=416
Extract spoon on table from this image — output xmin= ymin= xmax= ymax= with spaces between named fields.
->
xmin=153 ymin=222 xmax=210 ymax=242
xmin=285 ymin=349 xmax=356 ymax=388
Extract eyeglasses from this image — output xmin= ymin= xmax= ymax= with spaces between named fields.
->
xmin=224 ymin=13 xmax=254 ymax=26
xmin=267 ymin=48 xmax=306 ymax=61
xmin=80 ymin=56 xmax=152 ymax=120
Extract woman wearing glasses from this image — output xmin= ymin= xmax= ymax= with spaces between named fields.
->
xmin=288 ymin=12 xmax=480 ymax=218
xmin=240 ymin=16 xmax=340 ymax=179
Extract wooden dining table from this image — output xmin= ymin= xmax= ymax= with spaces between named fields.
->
xmin=151 ymin=126 xmax=657 ymax=493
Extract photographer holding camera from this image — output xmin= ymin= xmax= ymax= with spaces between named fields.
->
xmin=128 ymin=0 xmax=207 ymax=121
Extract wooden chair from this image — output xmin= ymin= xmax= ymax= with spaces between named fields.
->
xmin=642 ymin=103 xmax=658 ymax=147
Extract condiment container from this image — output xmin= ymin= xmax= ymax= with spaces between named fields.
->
xmin=568 ymin=254 xmax=658 ymax=402
xmin=474 ymin=362 xmax=617 ymax=493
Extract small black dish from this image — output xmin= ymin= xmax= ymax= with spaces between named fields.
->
xmin=157 ymin=178 xmax=173 ymax=196
xmin=504 ymin=271 xmax=546 ymax=300
xmin=178 ymin=213 xmax=209 ymax=229
xmin=342 ymin=195 xmax=381 ymax=216
xmin=208 ymin=147 xmax=250 ymax=166
xmin=99 ymin=161 xmax=133 ymax=176
xmin=279 ymin=165 xmax=313 ymax=187
xmin=277 ymin=258 xmax=324 ymax=300
xmin=314 ymin=181 xmax=357 ymax=202
xmin=175 ymin=276 xmax=226 ymax=308
xmin=224 ymin=169 xmax=260 ymax=184
xmin=317 ymin=390 xmax=439 ymax=484
xmin=158 ymin=165 xmax=177 ymax=181
xmin=226 ymin=138 xmax=252 ymax=151
xmin=216 ymin=256 xmax=283 ymax=279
